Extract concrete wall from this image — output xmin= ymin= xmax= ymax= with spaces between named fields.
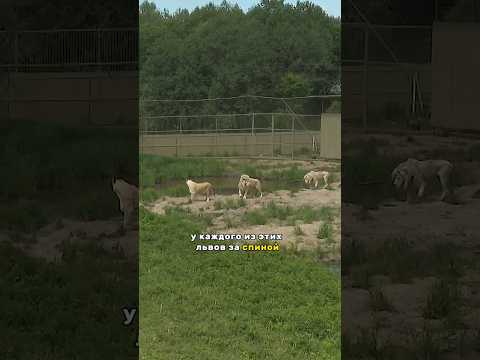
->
xmin=0 ymin=71 xmax=137 ymax=125
xmin=141 ymin=131 xmax=320 ymax=158
xmin=432 ymin=23 xmax=480 ymax=131
xmin=321 ymin=113 xmax=341 ymax=159
xmin=141 ymin=113 xmax=341 ymax=160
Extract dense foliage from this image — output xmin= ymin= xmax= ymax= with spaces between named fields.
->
xmin=140 ymin=0 xmax=340 ymax=121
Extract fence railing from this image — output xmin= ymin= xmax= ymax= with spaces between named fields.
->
xmin=140 ymin=112 xmax=328 ymax=160
xmin=0 ymin=28 xmax=138 ymax=71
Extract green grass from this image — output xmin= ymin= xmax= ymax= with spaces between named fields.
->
xmin=294 ymin=224 xmax=305 ymax=236
xmin=317 ymin=223 xmax=334 ymax=242
xmin=140 ymin=207 xmax=340 ymax=360
xmin=0 ymin=241 xmax=137 ymax=359
xmin=1 ymin=120 xmax=137 ymax=232
xmin=423 ymin=279 xmax=460 ymax=320
xmin=140 ymin=155 xmax=227 ymax=188
xmin=214 ymin=197 xmax=247 ymax=210
xmin=141 ymin=155 xmax=341 ymax=199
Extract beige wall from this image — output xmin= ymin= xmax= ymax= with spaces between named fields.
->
xmin=0 ymin=71 xmax=137 ymax=124
xmin=321 ymin=113 xmax=341 ymax=159
xmin=141 ymin=131 xmax=326 ymax=158
xmin=141 ymin=113 xmax=341 ymax=160
xmin=432 ymin=23 xmax=480 ymax=131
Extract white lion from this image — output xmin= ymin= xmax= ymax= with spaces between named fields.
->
xmin=304 ymin=170 xmax=330 ymax=189
xmin=238 ymin=174 xmax=263 ymax=199
xmin=391 ymin=158 xmax=454 ymax=201
xmin=186 ymin=179 xmax=215 ymax=202
xmin=112 ymin=177 xmax=139 ymax=230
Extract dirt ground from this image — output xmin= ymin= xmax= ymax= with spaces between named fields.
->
xmin=147 ymin=183 xmax=341 ymax=263
xmin=343 ymin=131 xmax=480 ymax=358
xmin=0 ymin=217 xmax=138 ymax=263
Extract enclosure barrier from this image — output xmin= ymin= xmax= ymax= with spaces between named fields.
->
xmin=139 ymin=112 xmax=341 ymax=160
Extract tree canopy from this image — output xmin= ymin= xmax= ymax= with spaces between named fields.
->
xmin=140 ymin=0 xmax=340 ymax=119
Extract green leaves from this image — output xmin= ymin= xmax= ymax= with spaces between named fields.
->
xmin=139 ymin=0 xmax=340 ymax=114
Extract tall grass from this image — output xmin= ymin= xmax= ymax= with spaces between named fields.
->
xmin=1 ymin=120 xmax=137 ymax=231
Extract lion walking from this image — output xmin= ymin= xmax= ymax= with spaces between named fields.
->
xmin=304 ymin=170 xmax=330 ymax=189
xmin=238 ymin=174 xmax=263 ymax=199
xmin=391 ymin=158 xmax=454 ymax=202
xmin=186 ymin=179 xmax=215 ymax=202
xmin=112 ymin=177 xmax=139 ymax=230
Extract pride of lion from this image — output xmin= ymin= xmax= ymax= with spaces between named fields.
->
xmin=186 ymin=169 xmax=331 ymax=202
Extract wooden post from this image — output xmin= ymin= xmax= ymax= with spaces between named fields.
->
xmin=271 ymin=114 xmax=275 ymax=158
xmin=362 ymin=26 xmax=369 ymax=130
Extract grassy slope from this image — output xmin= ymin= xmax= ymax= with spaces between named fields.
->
xmin=140 ymin=208 xmax=340 ymax=360
xmin=0 ymin=242 xmax=138 ymax=359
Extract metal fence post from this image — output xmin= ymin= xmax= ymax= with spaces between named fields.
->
xmin=175 ymin=135 xmax=179 ymax=157
xmin=362 ymin=25 xmax=369 ymax=130
xmin=291 ymin=117 xmax=295 ymax=160
xmin=14 ymin=31 xmax=18 ymax=72
xmin=215 ymin=117 xmax=218 ymax=156
xmin=7 ymin=71 xmax=11 ymax=121
xmin=271 ymin=114 xmax=275 ymax=158
xmin=251 ymin=113 xmax=255 ymax=135
xmin=88 ymin=78 xmax=92 ymax=125
xmin=176 ymin=118 xmax=180 ymax=157
xmin=252 ymin=113 xmax=256 ymax=157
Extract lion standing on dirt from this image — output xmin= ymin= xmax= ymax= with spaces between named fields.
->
xmin=112 ymin=177 xmax=139 ymax=230
xmin=391 ymin=158 xmax=454 ymax=202
xmin=186 ymin=179 xmax=215 ymax=202
xmin=238 ymin=174 xmax=263 ymax=199
xmin=304 ymin=170 xmax=330 ymax=189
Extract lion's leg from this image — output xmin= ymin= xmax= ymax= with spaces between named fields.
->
xmin=190 ymin=193 xmax=194 ymax=202
xmin=123 ymin=208 xmax=129 ymax=230
xmin=417 ymin=182 xmax=426 ymax=198
xmin=314 ymin=180 xmax=319 ymax=188
xmin=438 ymin=174 xmax=449 ymax=201
xmin=243 ymin=188 xmax=248 ymax=199
xmin=239 ymin=188 xmax=242 ymax=197
xmin=323 ymin=174 xmax=329 ymax=189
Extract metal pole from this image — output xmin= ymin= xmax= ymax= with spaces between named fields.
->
xmin=291 ymin=117 xmax=295 ymax=160
xmin=362 ymin=25 xmax=369 ymax=130
xmin=88 ymin=78 xmax=92 ymax=125
xmin=252 ymin=113 xmax=256 ymax=157
xmin=271 ymin=114 xmax=275 ymax=157
xmin=7 ymin=71 xmax=11 ymax=121
xmin=251 ymin=113 xmax=255 ymax=135
xmin=14 ymin=31 xmax=18 ymax=72
xmin=215 ymin=117 xmax=218 ymax=156
xmin=175 ymin=134 xmax=179 ymax=157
